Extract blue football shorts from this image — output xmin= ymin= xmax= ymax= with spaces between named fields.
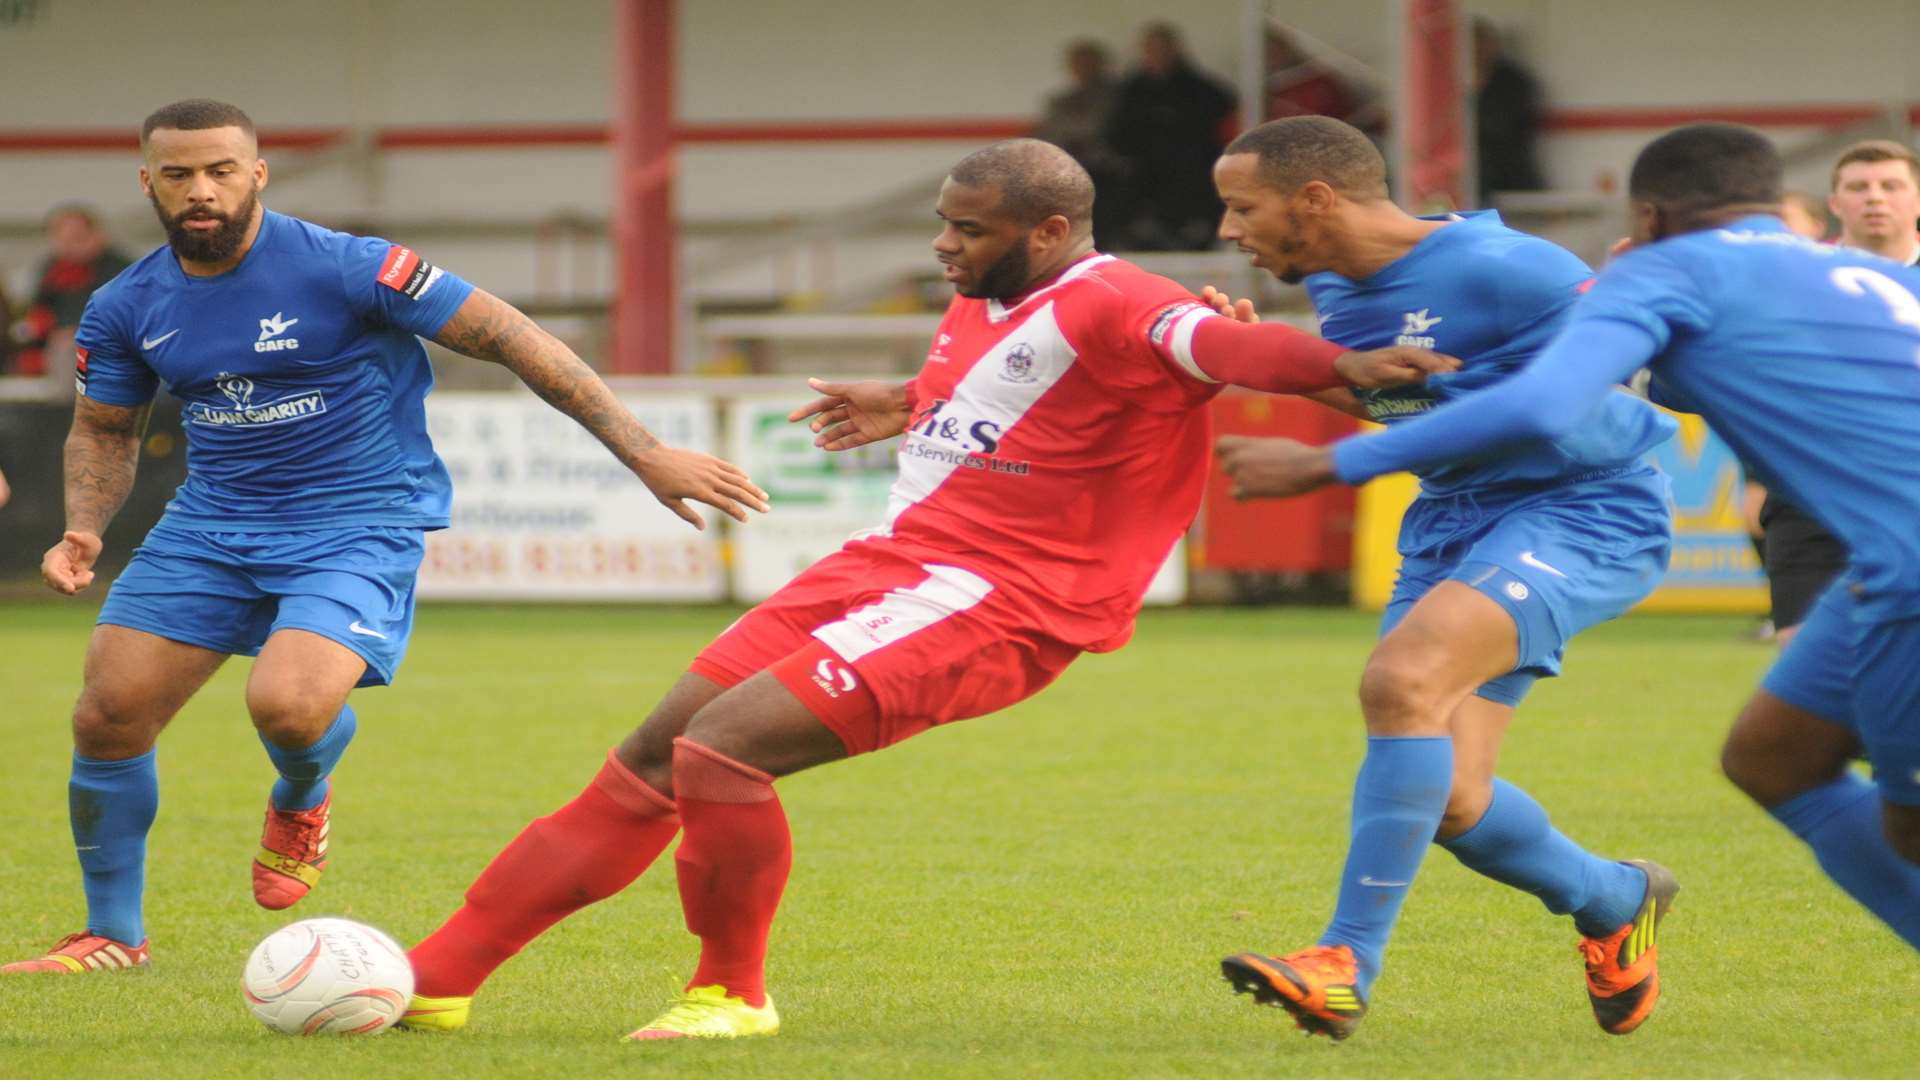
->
xmin=97 ymin=521 xmax=427 ymax=687
xmin=1762 ymin=577 xmax=1920 ymax=805
xmin=1382 ymin=466 xmax=1674 ymax=707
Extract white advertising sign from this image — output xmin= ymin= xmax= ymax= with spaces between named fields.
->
xmin=727 ymin=394 xmax=898 ymax=602
xmin=418 ymin=392 xmax=726 ymax=600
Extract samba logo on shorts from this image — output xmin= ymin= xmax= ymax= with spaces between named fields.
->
xmin=811 ymin=658 xmax=859 ymax=698
xmin=188 ymin=371 xmax=329 ymax=428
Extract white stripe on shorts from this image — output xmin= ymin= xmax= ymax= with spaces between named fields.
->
xmin=812 ymin=564 xmax=994 ymax=663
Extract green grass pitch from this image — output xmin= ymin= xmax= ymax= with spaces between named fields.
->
xmin=1 ymin=603 xmax=1916 ymax=1078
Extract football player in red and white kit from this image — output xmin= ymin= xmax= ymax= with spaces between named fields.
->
xmin=398 ymin=139 xmax=1455 ymax=1041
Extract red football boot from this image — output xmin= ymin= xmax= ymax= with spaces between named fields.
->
xmin=2 ymin=932 xmax=150 ymax=974
xmin=254 ymin=792 xmax=331 ymax=910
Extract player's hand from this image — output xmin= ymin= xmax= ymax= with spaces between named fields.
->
xmin=787 ymin=377 xmax=912 ymax=451
xmin=1334 ymin=346 xmax=1460 ymax=389
xmin=1214 ymin=436 xmax=1339 ymax=499
xmin=631 ymin=447 xmax=770 ymax=531
xmin=42 ymin=530 xmax=103 ymax=595
xmin=0 ymin=466 xmax=10 ymax=510
xmin=1200 ymin=285 xmax=1260 ymax=324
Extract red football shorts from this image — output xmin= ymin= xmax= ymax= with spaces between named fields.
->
xmin=689 ymin=540 xmax=1082 ymax=756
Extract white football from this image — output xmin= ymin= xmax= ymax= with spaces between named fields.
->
xmin=241 ymin=917 xmax=414 ymax=1035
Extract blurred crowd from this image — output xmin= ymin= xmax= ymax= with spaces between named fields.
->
xmin=2 ymin=205 xmax=130 ymax=388
xmin=1032 ymin=18 xmax=1549 ymax=251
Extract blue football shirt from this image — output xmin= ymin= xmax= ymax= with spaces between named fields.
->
xmin=1578 ymin=216 xmax=1920 ymax=615
xmin=1330 ymin=214 xmax=1920 ymax=618
xmin=73 ymin=210 xmax=474 ymax=532
xmin=1306 ymin=210 xmax=1674 ymax=497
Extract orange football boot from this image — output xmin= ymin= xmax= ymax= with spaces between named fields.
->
xmin=1222 ymin=944 xmax=1367 ymax=1040
xmin=2 ymin=932 xmax=150 ymax=974
xmin=1580 ymin=858 xmax=1679 ymax=1035
xmin=254 ymin=792 xmax=331 ymax=910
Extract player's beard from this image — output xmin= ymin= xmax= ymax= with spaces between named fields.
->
xmin=151 ymin=185 xmax=258 ymax=264
xmin=1272 ymin=210 xmax=1310 ymax=285
xmin=961 ymin=241 xmax=1033 ymax=300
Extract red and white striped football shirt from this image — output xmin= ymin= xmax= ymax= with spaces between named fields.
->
xmin=871 ymin=253 xmax=1221 ymax=652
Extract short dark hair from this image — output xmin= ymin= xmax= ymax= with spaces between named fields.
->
xmin=948 ymin=138 xmax=1095 ymax=231
xmin=1628 ymin=124 xmax=1781 ymax=216
xmin=141 ymin=99 xmax=255 ymax=144
xmin=1831 ymin=138 xmax=1920 ymax=189
xmin=1222 ymin=116 xmax=1389 ymax=199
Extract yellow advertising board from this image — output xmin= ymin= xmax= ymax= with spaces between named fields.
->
xmin=1350 ymin=411 xmax=1768 ymax=613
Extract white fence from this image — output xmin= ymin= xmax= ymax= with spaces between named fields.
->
xmin=418 ymin=382 xmax=1187 ymax=604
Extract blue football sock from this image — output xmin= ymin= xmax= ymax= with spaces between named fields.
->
xmin=1319 ymin=736 xmax=1453 ymax=996
xmin=70 ymin=751 xmax=159 ymax=946
xmin=260 ymin=705 xmax=357 ymax=812
xmin=1770 ymin=774 xmax=1920 ymax=948
xmin=1439 ymin=778 xmax=1647 ymax=938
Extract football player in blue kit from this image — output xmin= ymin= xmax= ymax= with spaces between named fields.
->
xmin=1234 ymin=122 xmax=1920 ymax=956
xmin=3 ymin=99 xmax=769 ymax=976
xmin=1204 ymin=117 xmax=1681 ymax=1040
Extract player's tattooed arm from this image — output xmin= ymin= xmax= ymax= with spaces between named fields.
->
xmin=42 ymin=396 xmax=151 ymax=595
xmin=433 ymin=288 xmax=769 ymax=530
xmin=64 ymin=396 xmax=150 ymax=536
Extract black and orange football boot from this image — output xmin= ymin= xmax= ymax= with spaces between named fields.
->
xmin=1222 ymin=944 xmax=1367 ymax=1041
xmin=1580 ymin=858 xmax=1679 ymax=1035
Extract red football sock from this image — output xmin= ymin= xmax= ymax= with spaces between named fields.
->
xmin=673 ymin=737 xmax=792 ymax=1008
xmin=409 ymin=750 xmax=678 ymax=997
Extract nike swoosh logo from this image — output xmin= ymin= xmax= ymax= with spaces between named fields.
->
xmin=1518 ymin=550 xmax=1568 ymax=578
xmin=1358 ymin=876 xmax=1409 ymax=887
xmin=142 ymin=329 xmax=180 ymax=349
xmin=348 ymin=621 xmax=388 ymax=639
xmin=75 ymin=845 xmax=101 ymax=851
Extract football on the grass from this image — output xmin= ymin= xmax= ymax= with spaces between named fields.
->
xmin=241 ymin=917 xmax=414 ymax=1035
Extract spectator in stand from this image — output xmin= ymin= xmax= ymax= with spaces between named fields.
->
xmin=9 ymin=205 xmax=132 ymax=379
xmin=1779 ymin=190 xmax=1829 ymax=240
xmin=1106 ymin=23 xmax=1237 ymax=250
xmin=1264 ymin=28 xmax=1356 ymax=125
xmin=1828 ymin=139 xmax=1920 ymax=263
xmin=1034 ymin=40 xmax=1129 ymax=248
xmin=1472 ymin=19 xmax=1545 ymax=205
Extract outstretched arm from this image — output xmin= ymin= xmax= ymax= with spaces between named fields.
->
xmin=787 ymin=377 xmax=914 ymax=450
xmin=1170 ymin=287 xmax=1460 ymax=394
xmin=1216 ymin=318 xmax=1659 ymax=499
xmin=434 ymin=288 xmax=768 ymax=530
xmin=1330 ymin=319 xmax=1657 ymax=484
xmin=43 ymin=396 xmax=151 ymax=594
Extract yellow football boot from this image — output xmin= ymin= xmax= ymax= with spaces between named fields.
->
xmin=397 ymin=993 xmax=472 ymax=1032
xmin=624 ymin=984 xmax=780 ymax=1041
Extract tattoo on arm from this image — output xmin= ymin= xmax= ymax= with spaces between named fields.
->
xmin=65 ymin=396 xmax=150 ymax=536
xmin=434 ymin=289 xmax=661 ymax=466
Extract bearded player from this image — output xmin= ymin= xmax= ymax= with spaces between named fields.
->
xmin=3 ymin=99 xmax=767 ymax=977
xmin=1204 ymin=118 xmax=1680 ymax=1040
xmin=396 ymin=138 xmax=1456 ymax=1041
